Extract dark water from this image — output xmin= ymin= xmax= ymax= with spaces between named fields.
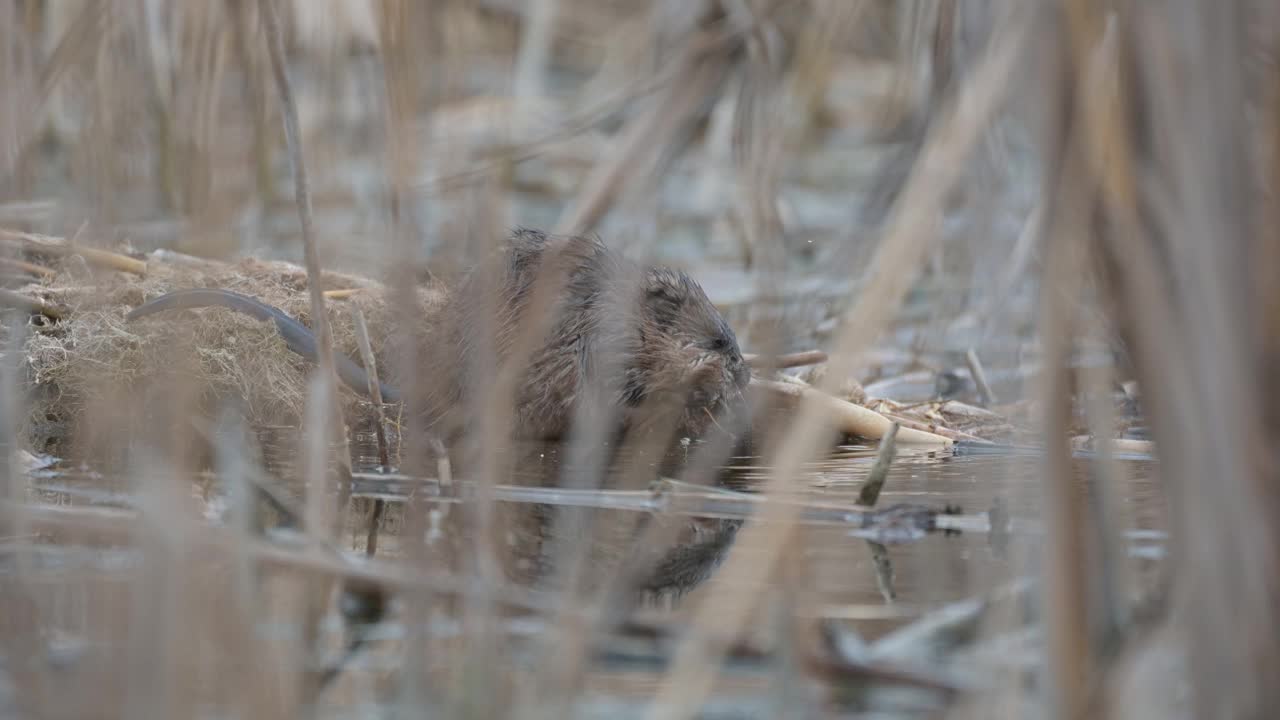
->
xmin=9 ymin=433 xmax=1164 ymax=718
xmin=19 ymin=434 xmax=1164 ymax=626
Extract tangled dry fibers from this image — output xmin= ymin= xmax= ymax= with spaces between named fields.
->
xmin=15 ymin=254 xmax=442 ymax=458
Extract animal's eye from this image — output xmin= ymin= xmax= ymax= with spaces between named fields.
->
xmin=708 ymin=335 xmax=731 ymax=352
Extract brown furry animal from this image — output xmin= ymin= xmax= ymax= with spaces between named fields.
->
xmin=129 ymin=229 xmax=751 ymax=449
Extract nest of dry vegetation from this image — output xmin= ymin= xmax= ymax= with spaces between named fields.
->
xmin=12 ymin=247 xmax=442 ymax=457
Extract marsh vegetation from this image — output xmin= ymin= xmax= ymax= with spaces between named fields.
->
xmin=1 ymin=1 xmax=1275 ymax=718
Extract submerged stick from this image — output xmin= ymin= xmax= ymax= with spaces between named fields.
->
xmin=857 ymin=423 xmax=899 ymax=507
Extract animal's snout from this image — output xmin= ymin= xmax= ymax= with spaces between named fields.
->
xmin=730 ymin=358 xmax=750 ymax=389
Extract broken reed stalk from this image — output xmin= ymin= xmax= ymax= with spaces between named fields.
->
xmin=0 ymin=228 xmax=147 ymax=275
xmin=857 ymin=423 xmax=899 ymax=507
xmin=964 ymin=348 xmax=997 ymax=406
xmin=646 ymin=8 xmax=1029 ymax=718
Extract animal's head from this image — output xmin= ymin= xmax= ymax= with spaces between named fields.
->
xmin=619 ymin=267 xmax=750 ymax=439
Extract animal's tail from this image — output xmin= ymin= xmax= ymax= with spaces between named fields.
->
xmin=126 ymin=288 xmax=401 ymax=403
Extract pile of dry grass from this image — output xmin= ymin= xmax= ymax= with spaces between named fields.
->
xmin=13 ymin=249 xmax=442 ymax=458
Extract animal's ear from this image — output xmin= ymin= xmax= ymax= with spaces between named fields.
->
xmin=643 ymin=270 xmax=686 ymax=321
xmin=644 ymin=270 xmax=686 ymax=302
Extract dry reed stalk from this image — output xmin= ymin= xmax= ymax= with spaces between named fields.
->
xmin=321 ymin=288 xmax=361 ymax=299
xmin=964 ymin=348 xmax=997 ymax=406
xmin=228 ymin=0 xmax=279 ymax=206
xmin=553 ymin=5 xmax=735 ymax=236
xmin=752 ymin=378 xmax=950 ymax=444
xmin=1116 ymin=6 xmax=1280 ymax=715
xmin=1038 ymin=116 xmax=1095 ymax=720
xmin=1034 ymin=10 xmax=1149 ymax=711
xmin=213 ymin=414 xmax=286 ymax=718
xmin=0 ymin=228 xmax=148 ymax=275
xmin=123 ymin=454 xmax=202 ymax=719
xmin=349 ymin=305 xmax=390 ymax=556
xmin=743 ymin=349 xmax=828 ymax=369
xmin=1078 ymin=360 xmax=1135 ymax=646
xmin=785 ymin=0 xmax=870 ymax=136
xmin=512 ymin=0 xmax=560 ymax=138
xmin=520 ymin=9 xmax=795 ymax=705
xmin=0 ymin=315 xmax=29 ymax=582
xmin=370 ymin=3 xmax=443 ymax=710
xmin=727 ymin=0 xmax=787 ymax=270
xmin=4 ymin=497 xmax=570 ymax=612
xmin=875 ymin=410 xmax=990 ymax=444
xmin=0 ymin=288 xmax=62 ymax=319
xmin=4 ymin=2 xmax=105 ymax=178
xmin=258 ymin=0 xmax=351 ymax=498
xmin=0 ymin=255 xmax=55 ymax=278
xmin=297 ymin=373 xmax=338 ymax=700
xmin=645 ymin=7 xmax=1029 ymax=717
xmin=528 ymin=389 xmax=718 ymax=713
xmin=260 ymin=0 xmax=354 ymax=705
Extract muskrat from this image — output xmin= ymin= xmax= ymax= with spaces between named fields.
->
xmin=128 ymin=229 xmax=752 ymax=449
xmin=128 ymin=230 xmax=751 ymax=597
